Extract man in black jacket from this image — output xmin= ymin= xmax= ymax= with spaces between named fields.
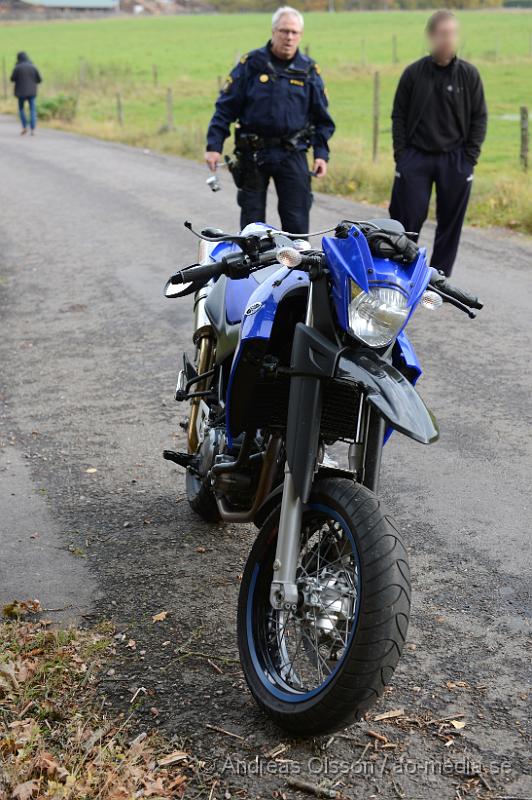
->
xmin=11 ymin=52 xmax=42 ymax=136
xmin=389 ymin=10 xmax=487 ymax=276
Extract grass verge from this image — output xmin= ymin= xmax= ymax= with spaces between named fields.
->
xmin=0 ymin=600 xmax=191 ymax=799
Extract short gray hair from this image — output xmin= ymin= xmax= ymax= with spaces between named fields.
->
xmin=272 ymin=6 xmax=304 ymax=31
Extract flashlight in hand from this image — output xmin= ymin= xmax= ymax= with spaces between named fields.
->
xmin=206 ymin=174 xmax=221 ymax=192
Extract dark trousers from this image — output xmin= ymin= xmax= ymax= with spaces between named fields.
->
xmin=18 ymin=96 xmax=37 ymax=130
xmin=389 ymin=147 xmax=474 ymax=277
xmin=237 ymin=150 xmax=312 ymax=235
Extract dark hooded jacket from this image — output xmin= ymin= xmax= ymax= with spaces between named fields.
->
xmin=10 ymin=52 xmax=42 ymax=99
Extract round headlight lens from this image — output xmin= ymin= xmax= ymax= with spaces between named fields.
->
xmin=348 ymin=286 xmax=409 ymax=348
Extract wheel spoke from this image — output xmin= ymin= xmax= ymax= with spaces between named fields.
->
xmin=260 ymin=511 xmax=360 ymax=694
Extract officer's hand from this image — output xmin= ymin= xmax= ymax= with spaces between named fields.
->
xmin=313 ymin=159 xmax=328 ymax=178
xmin=205 ymin=151 xmax=221 ymax=172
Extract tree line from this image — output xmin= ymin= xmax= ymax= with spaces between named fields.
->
xmin=210 ymin=0 xmax=503 ymax=10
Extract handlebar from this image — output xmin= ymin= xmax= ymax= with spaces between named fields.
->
xmin=170 ymin=244 xmax=317 ymax=290
xmin=174 ymin=260 xmax=227 ymax=285
xmin=429 ymin=270 xmax=483 ymax=314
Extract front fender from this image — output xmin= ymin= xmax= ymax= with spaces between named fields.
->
xmin=336 ymin=348 xmax=439 ymax=444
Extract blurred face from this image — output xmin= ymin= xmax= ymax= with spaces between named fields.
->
xmin=271 ymin=13 xmax=303 ymax=60
xmin=429 ymin=17 xmax=459 ymax=65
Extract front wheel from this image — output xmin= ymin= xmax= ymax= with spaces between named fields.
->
xmin=237 ymin=478 xmax=410 ymax=735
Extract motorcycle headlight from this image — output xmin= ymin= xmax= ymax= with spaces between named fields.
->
xmin=348 ymin=285 xmax=409 ymax=348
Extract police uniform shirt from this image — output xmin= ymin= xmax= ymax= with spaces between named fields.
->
xmin=206 ymin=42 xmax=335 ymax=161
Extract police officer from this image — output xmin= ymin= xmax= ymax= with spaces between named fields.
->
xmin=205 ymin=6 xmax=335 ymax=234
xmin=389 ymin=10 xmax=487 ymax=276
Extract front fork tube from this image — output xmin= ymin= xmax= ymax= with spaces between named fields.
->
xmin=269 ymin=462 xmax=303 ymax=611
xmin=348 ymin=397 xmax=386 ymax=495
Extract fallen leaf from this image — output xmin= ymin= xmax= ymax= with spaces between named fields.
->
xmin=144 ymin=777 xmax=166 ymax=796
xmin=85 ymin=467 xmax=97 ymax=474
xmin=152 ymin=611 xmax=168 ymax=623
xmin=126 ymin=639 xmax=136 ymax=650
xmin=450 ymin=719 xmax=466 ymax=729
xmin=0 ymin=661 xmax=20 ymax=690
xmin=34 ymin=751 xmax=69 ymax=781
xmin=157 ymin=750 xmax=188 ymax=767
xmin=12 ymin=781 xmax=39 ymax=800
xmin=374 ymin=708 xmax=404 ymax=721
xmin=196 ymin=546 xmax=206 ymax=553
xmin=2 ymin=598 xmax=42 ymax=618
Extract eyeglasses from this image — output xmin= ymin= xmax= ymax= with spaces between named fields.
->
xmin=276 ymin=28 xmax=302 ymax=37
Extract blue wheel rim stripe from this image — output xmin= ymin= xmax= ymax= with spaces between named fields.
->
xmin=246 ymin=503 xmax=362 ymax=703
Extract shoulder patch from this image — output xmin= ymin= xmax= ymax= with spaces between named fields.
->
xmin=223 ymin=75 xmax=233 ymax=92
xmin=313 ymin=63 xmax=321 ymax=75
xmin=240 ymin=53 xmax=249 ymax=64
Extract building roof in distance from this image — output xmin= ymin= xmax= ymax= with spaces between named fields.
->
xmin=20 ymin=0 xmax=118 ymax=8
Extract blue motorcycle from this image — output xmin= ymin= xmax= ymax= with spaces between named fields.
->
xmin=164 ymin=218 xmax=482 ymax=734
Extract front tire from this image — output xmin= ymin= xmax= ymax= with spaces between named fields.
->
xmin=237 ymin=478 xmax=410 ymax=735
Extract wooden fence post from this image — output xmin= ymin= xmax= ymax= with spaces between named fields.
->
xmin=116 ymin=92 xmax=123 ymax=126
xmin=152 ymin=64 xmax=158 ymax=87
xmin=520 ymin=106 xmax=529 ymax=171
xmin=2 ymin=57 xmax=7 ymax=100
xmin=392 ymin=34 xmax=398 ymax=64
xmin=166 ymin=87 xmax=175 ymax=131
xmin=372 ymin=71 xmax=380 ymax=163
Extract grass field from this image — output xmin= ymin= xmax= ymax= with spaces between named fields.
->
xmin=1 ymin=11 xmax=531 ymax=231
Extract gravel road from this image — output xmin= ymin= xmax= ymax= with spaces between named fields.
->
xmin=0 ymin=115 xmax=530 ymax=800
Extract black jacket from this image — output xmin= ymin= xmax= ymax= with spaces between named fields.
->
xmin=11 ymin=52 xmax=42 ymax=99
xmin=391 ymin=56 xmax=487 ymax=165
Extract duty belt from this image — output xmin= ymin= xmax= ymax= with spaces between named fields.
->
xmin=236 ymin=127 xmax=313 ymax=152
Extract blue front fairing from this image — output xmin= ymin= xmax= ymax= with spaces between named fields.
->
xmin=220 ymin=223 xmax=427 ymax=445
xmin=322 ymin=225 xmax=431 ymax=336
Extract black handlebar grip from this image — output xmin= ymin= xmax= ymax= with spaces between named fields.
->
xmin=446 ymin=281 xmax=483 ymax=310
xmin=430 ymin=274 xmax=483 ymax=310
xmin=178 ymin=260 xmax=226 ymax=283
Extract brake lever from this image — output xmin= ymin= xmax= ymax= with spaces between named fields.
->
xmin=184 ymin=221 xmax=265 ymax=257
xmin=430 ymin=286 xmax=477 ymax=318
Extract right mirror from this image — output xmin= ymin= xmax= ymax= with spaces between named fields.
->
xmin=164 ymin=275 xmax=202 ymax=298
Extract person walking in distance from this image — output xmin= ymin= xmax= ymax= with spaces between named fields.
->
xmin=11 ymin=52 xmax=42 ymax=136
xmin=389 ymin=10 xmax=487 ymax=276
xmin=205 ymin=6 xmax=335 ymax=234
